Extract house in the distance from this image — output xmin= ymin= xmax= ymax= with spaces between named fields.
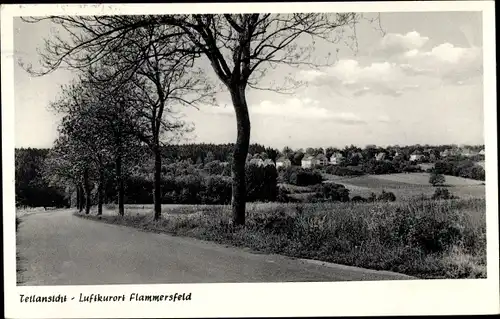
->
xmin=410 ymin=152 xmax=426 ymax=162
xmin=440 ymin=149 xmax=450 ymax=158
xmin=263 ymin=159 xmax=275 ymax=167
xmin=330 ymin=152 xmax=344 ymax=165
xmin=461 ymin=147 xmax=479 ymax=157
xmin=316 ymin=153 xmax=328 ymax=166
xmin=301 ymin=155 xmax=317 ymax=168
xmin=375 ymin=152 xmax=386 ymax=161
xmin=276 ymin=157 xmax=292 ymax=168
xmin=350 ymin=151 xmax=364 ymax=161
xmin=393 ymin=151 xmax=403 ymax=160
xmin=249 ymin=158 xmax=264 ymax=166
xmin=479 ymin=149 xmax=485 ymax=156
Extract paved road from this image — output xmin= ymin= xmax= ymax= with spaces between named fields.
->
xmin=17 ymin=209 xmax=413 ymax=285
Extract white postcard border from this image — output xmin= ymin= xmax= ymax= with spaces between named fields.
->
xmin=2 ymin=2 xmax=499 ymax=318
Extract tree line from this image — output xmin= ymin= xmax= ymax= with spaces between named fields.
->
xmin=16 ymin=146 xmax=278 ymax=208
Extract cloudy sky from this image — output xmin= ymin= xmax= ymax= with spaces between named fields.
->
xmin=14 ymin=11 xmax=484 ymax=150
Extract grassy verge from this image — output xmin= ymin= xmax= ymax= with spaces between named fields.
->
xmin=76 ymin=198 xmax=486 ymax=279
xmin=16 ymin=216 xmax=25 ymax=285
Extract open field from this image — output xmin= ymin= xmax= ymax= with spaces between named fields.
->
xmin=373 ymin=173 xmax=484 ymax=186
xmin=79 ymin=198 xmax=486 ymax=279
xmin=322 ymin=173 xmax=485 ymax=200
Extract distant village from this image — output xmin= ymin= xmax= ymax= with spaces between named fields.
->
xmin=246 ymin=145 xmax=486 ymax=169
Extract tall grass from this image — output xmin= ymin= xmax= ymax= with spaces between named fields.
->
xmin=78 ymin=198 xmax=486 ymax=279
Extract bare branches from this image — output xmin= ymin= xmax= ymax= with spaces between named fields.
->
xmin=24 ymin=13 xmax=360 ymax=96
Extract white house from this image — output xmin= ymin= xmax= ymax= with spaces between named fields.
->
xmin=330 ymin=152 xmax=344 ymax=165
xmin=276 ymin=157 xmax=292 ymax=168
xmin=249 ymin=158 xmax=264 ymax=166
xmin=479 ymin=149 xmax=485 ymax=156
xmin=410 ymin=154 xmax=425 ymax=162
xmin=375 ymin=152 xmax=386 ymax=161
xmin=301 ymin=155 xmax=317 ymax=168
xmin=263 ymin=159 xmax=275 ymax=167
xmin=440 ymin=149 xmax=450 ymax=158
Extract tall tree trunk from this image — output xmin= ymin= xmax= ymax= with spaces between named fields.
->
xmin=153 ymin=142 xmax=162 ymax=221
xmin=83 ymin=167 xmax=91 ymax=215
xmin=76 ymin=184 xmax=81 ymax=209
xmin=115 ymin=151 xmax=125 ymax=216
xmin=78 ymin=184 xmax=84 ymax=212
xmin=229 ymin=85 xmax=251 ymax=226
xmin=97 ymin=167 xmax=104 ymax=215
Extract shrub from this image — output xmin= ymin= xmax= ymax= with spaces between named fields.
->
xmin=200 ymin=175 xmax=232 ymax=204
xmin=434 ymin=159 xmax=485 ymax=181
xmin=351 ymin=195 xmax=367 ymax=202
xmin=367 ymin=192 xmax=377 ymax=202
xmin=124 ymin=176 xmax=153 ymax=204
xmin=279 ymin=166 xmax=323 ymax=186
xmin=276 ymin=186 xmax=294 ymax=203
xmin=432 ymin=188 xmax=457 ymax=200
xmin=293 ymin=169 xmax=323 ymax=186
xmin=377 ymin=190 xmax=396 ymax=202
xmin=401 ymin=163 xmax=421 ymax=173
xmin=312 ymin=183 xmax=350 ymax=202
xmin=246 ymin=163 xmax=278 ymax=202
xmin=362 ymin=159 xmax=399 ymax=175
xmin=324 ymin=165 xmax=364 ymax=176
xmin=203 ymin=160 xmax=224 ymax=175
xmin=429 ymin=171 xmax=446 ymax=186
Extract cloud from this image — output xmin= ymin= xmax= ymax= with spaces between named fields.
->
xmin=206 ymin=98 xmax=366 ymax=125
xmin=400 ymin=43 xmax=483 ymax=84
xmin=300 ymin=59 xmax=424 ymax=97
xmin=299 ymin=32 xmax=482 ymax=96
xmin=374 ymin=31 xmax=429 ymax=57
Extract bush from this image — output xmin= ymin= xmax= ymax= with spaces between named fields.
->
xmin=429 ymin=172 xmax=446 ymax=186
xmin=432 ymin=188 xmax=457 ymax=200
xmin=367 ymin=192 xmax=378 ymax=202
xmin=434 ymin=159 xmax=485 ymax=181
xmin=377 ymin=190 xmax=396 ymax=202
xmin=203 ymin=160 xmax=225 ymax=175
xmin=401 ymin=163 xmax=422 ymax=173
xmin=246 ymin=163 xmax=278 ymax=202
xmin=124 ymin=176 xmax=153 ymax=204
xmin=324 ymin=165 xmax=364 ymax=176
xmin=276 ymin=186 xmax=298 ymax=203
xmin=362 ymin=159 xmax=399 ymax=175
xmin=279 ymin=166 xmax=323 ymax=186
xmin=200 ymin=175 xmax=232 ymax=204
xmin=312 ymin=183 xmax=350 ymax=202
xmin=351 ymin=195 xmax=367 ymax=202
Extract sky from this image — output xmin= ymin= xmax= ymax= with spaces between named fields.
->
xmin=14 ymin=11 xmax=484 ymax=150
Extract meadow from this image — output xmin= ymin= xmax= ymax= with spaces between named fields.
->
xmin=321 ymin=172 xmax=485 ymax=200
xmin=80 ymin=197 xmax=487 ymax=279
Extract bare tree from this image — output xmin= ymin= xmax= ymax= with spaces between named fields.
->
xmin=22 ymin=13 xmax=360 ymax=225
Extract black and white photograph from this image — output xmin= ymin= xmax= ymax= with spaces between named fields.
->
xmin=2 ymin=2 xmax=499 ymax=318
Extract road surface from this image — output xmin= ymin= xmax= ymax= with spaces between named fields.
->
xmin=16 ymin=209 xmax=413 ymax=285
